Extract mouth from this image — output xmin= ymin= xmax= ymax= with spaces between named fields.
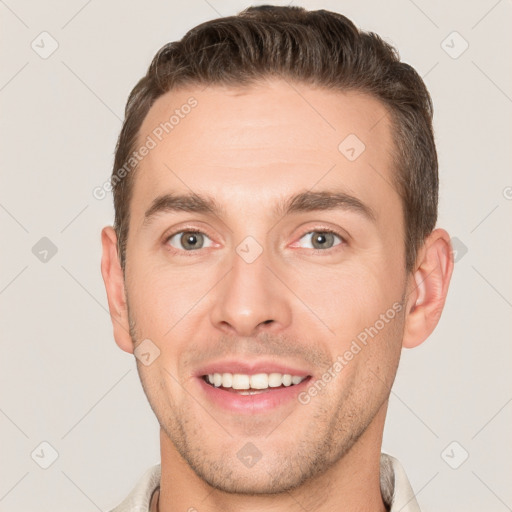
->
xmin=197 ymin=368 xmax=313 ymax=413
xmin=202 ymin=372 xmax=311 ymax=395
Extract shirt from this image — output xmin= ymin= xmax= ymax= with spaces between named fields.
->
xmin=109 ymin=453 xmax=421 ymax=512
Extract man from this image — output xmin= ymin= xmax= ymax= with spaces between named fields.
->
xmin=101 ymin=5 xmax=453 ymax=511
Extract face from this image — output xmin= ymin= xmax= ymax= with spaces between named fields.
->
xmin=123 ymin=80 xmax=409 ymax=493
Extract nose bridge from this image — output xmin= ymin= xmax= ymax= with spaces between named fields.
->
xmin=210 ymin=236 xmax=292 ymax=336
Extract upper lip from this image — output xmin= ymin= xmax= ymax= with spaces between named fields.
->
xmin=195 ymin=359 xmax=312 ymax=378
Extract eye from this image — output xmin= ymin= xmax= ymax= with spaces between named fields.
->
xmin=166 ymin=231 xmax=214 ymax=251
xmin=296 ymin=230 xmax=344 ymax=251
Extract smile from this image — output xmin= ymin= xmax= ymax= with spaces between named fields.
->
xmin=198 ymin=372 xmax=312 ymax=413
xmin=203 ymin=372 xmax=308 ymax=394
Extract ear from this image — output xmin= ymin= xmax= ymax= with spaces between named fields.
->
xmin=100 ymin=226 xmax=134 ymax=354
xmin=402 ymin=228 xmax=454 ymax=349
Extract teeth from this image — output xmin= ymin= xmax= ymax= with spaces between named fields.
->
xmin=232 ymin=374 xmax=250 ymax=390
xmin=222 ymin=373 xmax=232 ymax=387
xmin=282 ymin=374 xmax=292 ymax=386
xmin=250 ymin=373 xmax=268 ymax=389
xmin=206 ymin=372 xmax=306 ymax=390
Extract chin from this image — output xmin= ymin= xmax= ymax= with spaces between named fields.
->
xmin=189 ymin=460 xmax=310 ymax=496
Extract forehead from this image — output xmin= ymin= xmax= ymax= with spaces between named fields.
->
xmin=132 ymin=80 xmax=398 ymax=222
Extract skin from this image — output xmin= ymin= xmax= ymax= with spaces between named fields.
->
xmin=101 ymin=79 xmax=453 ymax=512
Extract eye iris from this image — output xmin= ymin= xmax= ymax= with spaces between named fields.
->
xmin=312 ymin=232 xmax=334 ymax=249
xmin=181 ymin=232 xmax=203 ymax=250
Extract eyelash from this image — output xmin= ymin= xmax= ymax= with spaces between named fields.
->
xmin=163 ymin=227 xmax=346 ymax=256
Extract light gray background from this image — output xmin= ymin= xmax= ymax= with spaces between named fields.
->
xmin=1 ymin=1 xmax=511 ymax=511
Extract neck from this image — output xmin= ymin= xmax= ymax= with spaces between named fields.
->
xmin=158 ymin=406 xmax=388 ymax=512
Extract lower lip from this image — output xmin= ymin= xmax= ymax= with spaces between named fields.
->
xmin=197 ymin=376 xmax=312 ymax=414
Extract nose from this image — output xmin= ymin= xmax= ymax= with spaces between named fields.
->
xmin=209 ymin=243 xmax=292 ymax=337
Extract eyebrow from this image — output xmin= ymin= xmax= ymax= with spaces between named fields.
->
xmin=142 ymin=189 xmax=377 ymax=227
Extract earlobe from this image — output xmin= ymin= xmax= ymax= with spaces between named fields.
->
xmin=100 ymin=226 xmax=134 ymax=354
xmin=402 ymin=228 xmax=454 ymax=349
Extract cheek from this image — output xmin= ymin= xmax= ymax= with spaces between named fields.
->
xmin=136 ymin=362 xmax=182 ymax=426
xmin=126 ymin=260 xmax=209 ymax=338
xmin=318 ymin=294 xmax=405 ymax=414
xmin=289 ymin=257 xmax=401 ymax=340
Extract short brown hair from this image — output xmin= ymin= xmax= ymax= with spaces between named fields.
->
xmin=112 ymin=5 xmax=438 ymax=274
